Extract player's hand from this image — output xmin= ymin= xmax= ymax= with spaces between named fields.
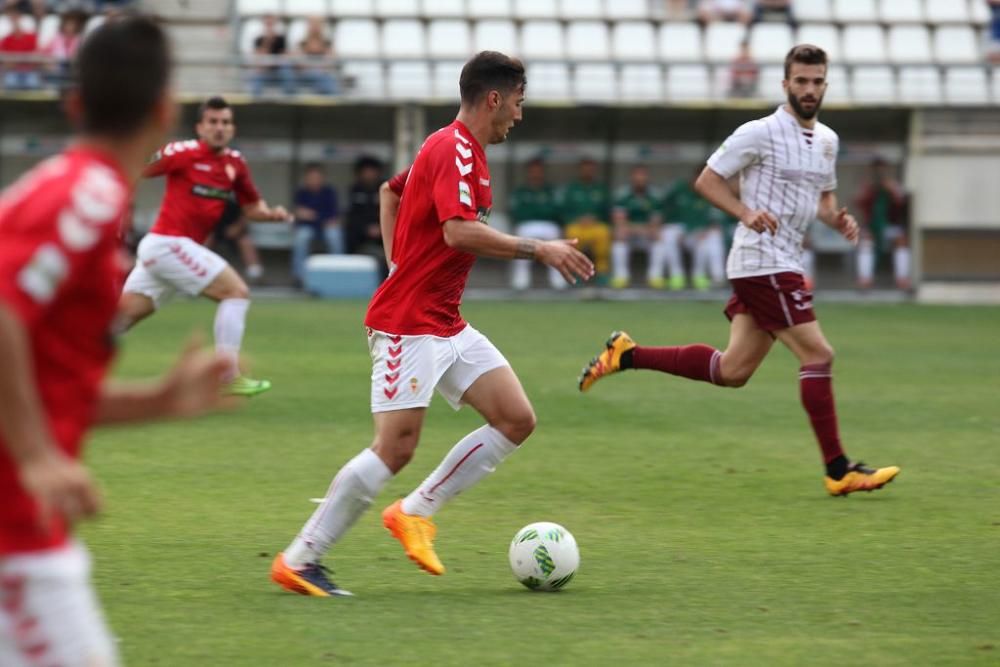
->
xmin=159 ymin=336 xmax=240 ymax=419
xmin=271 ymin=205 xmax=293 ymax=222
xmin=536 ymin=239 xmax=596 ymax=285
xmin=19 ymin=448 xmax=102 ymax=530
xmin=742 ymin=209 xmax=779 ymax=235
xmin=833 ymin=207 xmax=859 ymax=245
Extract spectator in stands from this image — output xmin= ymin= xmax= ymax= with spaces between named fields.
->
xmin=560 ymin=157 xmax=612 ymax=284
xmin=728 ymin=39 xmax=759 ymax=98
xmin=611 ymin=164 xmax=678 ymax=290
xmin=0 ymin=6 xmax=39 ymax=90
xmin=41 ymin=8 xmax=85 ymax=88
xmin=509 ymin=157 xmax=565 ymax=290
xmin=291 ymin=162 xmax=342 ymax=285
xmin=344 ymin=155 xmax=388 ymax=278
xmin=296 ymin=15 xmax=337 ymax=95
xmin=750 ymin=0 xmax=796 ymax=26
xmin=698 ymin=0 xmax=750 ymax=24
xmin=988 ymin=1 xmax=1000 ymax=64
xmin=662 ymin=0 xmax=693 ymax=19
xmin=7 ymin=0 xmax=46 ymax=23
xmin=854 ymin=157 xmax=911 ymax=291
xmin=665 ymin=168 xmax=726 ymax=291
xmin=207 ymin=200 xmax=265 ymax=283
xmin=251 ymin=14 xmax=295 ymax=97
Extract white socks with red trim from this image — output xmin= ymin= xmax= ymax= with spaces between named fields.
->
xmin=401 ymin=425 xmax=517 ymax=517
xmin=284 ymin=448 xmax=393 ymax=568
xmin=214 ymin=297 xmax=249 ymax=380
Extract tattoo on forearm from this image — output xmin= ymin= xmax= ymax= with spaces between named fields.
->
xmin=514 ymin=239 xmax=537 ymax=260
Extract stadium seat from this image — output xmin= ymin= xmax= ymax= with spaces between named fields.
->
xmin=970 ymin=0 xmax=990 ymax=25
xmin=658 ymin=23 xmax=702 ymax=62
xmin=382 ymin=19 xmax=426 ymax=58
xmin=756 ymin=65 xmax=786 ymax=102
xmin=566 ymin=21 xmax=610 ymax=61
xmin=473 ymin=20 xmax=517 ymax=53
xmin=704 ymin=22 xmax=747 ymax=63
xmin=428 ymin=20 xmax=472 ymax=59
xmin=376 ymin=0 xmax=420 ymax=17
xmin=944 ymin=66 xmax=989 ymax=105
xmin=467 ymin=0 xmax=511 ymax=18
xmin=561 ymin=0 xmax=602 ymax=20
xmin=796 ymin=24 xmax=841 ymax=61
xmin=37 ymin=13 xmax=59 ymax=49
xmin=342 ymin=60 xmax=385 ymax=98
xmin=887 ymin=25 xmax=932 ymax=65
xmin=851 ymin=65 xmax=895 ymax=104
xmin=285 ymin=0 xmax=329 ymax=15
xmin=330 ymin=0 xmax=375 ymax=15
xmin=832 ymin=0 xmax=877 ymax=23
xmin=607 ymin=0 xmax=649 ymax=20
xmin=924 ymin=0 xmax=970 ymax=24
xmin=574 ymin=63 xmax=617 ymax=102
xmin=794 ymin=0 xmax=832 ymax=23
xmin=619 ymin=64 xmax=664 ymax=102
xmin=612 ymin=21 xmax=656 ymax=62
xmin=520 ymin=21 xmax=564 ymax=60
xmin=934 ymin=26 xmax=979 ymax=64
xmin=432 ymin=60 xmax=464 ymax=98
xmin=666 ymin=64 xmax=711 ymax=101
xmin=841 ymin=25 xmax=885 ymax=65
xmin=879 ymin=0 xmax=923 ymax=24
xmin=237 ymin=0 xmax=282 ymax=15
xmin=0 ymin=12 xmax=35 ymax=39
xmin=898 ymin=67 xmax=943 ymax=105
xmin=749 ymin=23 xmax=794 ymax=64
xmin=423 ymin=0 xmax=466 ymax=17
xmin=823 ymin=64 xmax=849 ymax=103
xmin=527 ymin=63 xmax=570 ymax=99
xmin=387 ymin=61 xmax=431 ymax=99
xmin=335 ymin=19 xmax=379 ymax=58
xmin=513 ymin=0 xmax=557 ymax=19
xmin=238 ymin=18 xmax=266 ymax=55
xmin=286 ymin=18 xmax=310 ymax=50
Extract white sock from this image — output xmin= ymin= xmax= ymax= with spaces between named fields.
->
xmin=547 ymin=266 xmax=567 ymax=289
xmin=214 ymin=298 xmax=249 ymax=380
xmin=612 ymin=241 xmax=630 ymax=282
xmin=692 ymin=238 xmax=708 ymax=281
xmin=857 ymin=240 xmax=875 ymax=284
xmin=893 ymin=246 xmax=911 ymax=284
xmin=708 ymin=230 xmax=726 ymax=282
xmin=511 ymin=259 xmax=531 ymax=290
xmin=661 ymin=227 xmax=685 ymax=279
xmin=401 ymin=425 xmax=517 ymax=517
xmin=284 ymin=448 xmax=393 ymax=568
xmin=647 ymin=239 xmax=666 ymax=282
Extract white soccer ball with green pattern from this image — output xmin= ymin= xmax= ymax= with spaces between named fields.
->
xmin=508 ymin=522 xmax=579 ymax=591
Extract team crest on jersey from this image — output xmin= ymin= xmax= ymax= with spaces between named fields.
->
xmin=459 ymin=180 xmax=472 ymax=207
xmin=225 ymin=164 xmax=237 ymax=182
xmin=410 ymin=377 xmax=419 ymax=393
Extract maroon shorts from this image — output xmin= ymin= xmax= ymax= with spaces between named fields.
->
xmin=724 ymin=272 xmax=816 ymax=332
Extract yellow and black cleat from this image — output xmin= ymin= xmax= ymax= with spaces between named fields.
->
xmin=825 ymin=462 xmax=900 ymax=497
xmin=578 ymin=331 xmax=637 ymax=393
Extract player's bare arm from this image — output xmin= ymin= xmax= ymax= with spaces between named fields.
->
xmin=442 ymin=218 xmax=595 ymax=284
xmin=96 ymin=337 xmax=236 ymax=425
xmin=817 ymin=191 xmax=859 ymax=245
xmin=242 ymin=199 xmax=292 ymax=222
xmin=379 ymin=180 xmax=400 ymax=264
xmin=695 ymin=166 xmax=778 ymax=235
xmin=0 ymin=304 xmax=102 ymax=525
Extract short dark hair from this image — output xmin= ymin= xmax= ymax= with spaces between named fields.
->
xmin=354 ymin=155 xmax=383 ymax=173
xmin=784 ymin=44 xmax=828 ymax=79
xmin=75 ymin=16 xmax=171 ymax=138
xmin=304 ymin=162 xmax=324 ymax=173
xmin=459 ymin=51 xmax=526 ymax=105
xmin=197 ymin=96 xmax=231 ymax=123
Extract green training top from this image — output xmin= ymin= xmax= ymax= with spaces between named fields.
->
xmin=613 ymin=186 xmax=663 ymax=224
xmin=509 ymin=184 xmax=561 ymax=225
xmin=559 ymin=181 xmax=611 ymax=223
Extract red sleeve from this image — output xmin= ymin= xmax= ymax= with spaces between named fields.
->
xmin=233 ymin=157 xmax=261 ymax=206
xmin=143 ymin=140 xmax=198 ymax=178
xmin=429 ymin=141 xmax=479 ymax=224
xmin=387 ymin=168 xmax=410 ymax=196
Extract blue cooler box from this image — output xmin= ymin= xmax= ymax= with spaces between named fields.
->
xmin=304 ymin=254 xmax=380 ymax=298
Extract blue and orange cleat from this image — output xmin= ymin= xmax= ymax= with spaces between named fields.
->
xmin=270 ymin=553 xmax=353 ymax=597
xmin=578 ymin=330 xmax=637 ymax=393
xmin=824 ymin=461 xmax=900 ymax=497
xmin=382 ymin=500 xmax=445 ymax=575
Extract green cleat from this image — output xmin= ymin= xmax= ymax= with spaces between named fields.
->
xmin=225 ymin=376 xmax=272 ymax=396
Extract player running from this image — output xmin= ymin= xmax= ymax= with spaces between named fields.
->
xmin=0 ymin=19 xmax=233 ymax=667
xmin=116 ymin=96 xmax=291 ymax=397
xmin=578 ymin=45 xmax=900 ymax=497
xmin=271 ymin=51 xmax=594 ymax=596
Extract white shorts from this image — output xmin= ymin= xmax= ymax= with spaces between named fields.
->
xmin=368 ymin=324 xmax=509 ymax=413
xmin=122 ymin=233 xmax=228 ymax=308
xmin=0 ymin=542 xmax=119 ymax=667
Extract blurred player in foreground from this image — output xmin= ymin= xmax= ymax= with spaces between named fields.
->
xmin=580 ymin=45 xmax=900 ymax=497
xmin=271 ymin=51 xmax=594 ymax=596
xmin=116 ymin=96 xmax=292 ymax=397
xmin=0 ymin=18 xmax=234 ymax=667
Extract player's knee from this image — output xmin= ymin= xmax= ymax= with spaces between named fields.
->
xmin=723 ymin=371 xmax=752 ymax=388
xmin=373 ymin=430 xmax=420 ymax=472
xmin=225 ymin=283 xmax=251 ymax=300
xmin=496 ymin=408 xmax=536 ymax=445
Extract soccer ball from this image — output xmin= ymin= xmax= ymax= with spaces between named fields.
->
xmin=508 ymin=522 xmax=579 ymax=591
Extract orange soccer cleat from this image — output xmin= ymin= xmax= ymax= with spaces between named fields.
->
xmin=382 ymin=500 xmax=445 ymax=575
xmin=578 ymin=330 xmax=637 ymax=393
xmin=824 ymin=462 xmax=900 ymax=497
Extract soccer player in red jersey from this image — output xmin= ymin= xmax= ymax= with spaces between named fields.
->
xmin=578 ymin=45 xmax=899 ymax=497
xmin=0 ymin=18 xmax=234 ymax=667
xmin=271 ymin=51 xmax=594 ymax=596
xmin=116 ymin=96 xmax=292 ymax=396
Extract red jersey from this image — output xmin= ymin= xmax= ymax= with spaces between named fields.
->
xmin=146 ymin=139 xmax=260 ymax=243
xmin=365 ymin=120 xmax=491 ymax=337
xmin=0 ymin=146 xmax=130 ymax=555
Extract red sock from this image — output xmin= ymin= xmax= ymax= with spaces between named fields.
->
xmin=631 ymin=344 xmax=724 ymax=385
xmin=799 ymin=363 xmax=845 ymax=463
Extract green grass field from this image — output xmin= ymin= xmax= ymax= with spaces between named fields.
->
xmin=84 ymin=299 xmax=1000 ymax=666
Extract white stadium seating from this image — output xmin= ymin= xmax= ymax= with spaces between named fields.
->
xmin=924 ymin=0 xmax=970 ymax=25
xmin=879 ymin=0 xmax=923 ymax=24
xmin=749 ymin=23 xmax=794 ymax=64
xmin=852 ymin=65 xmax=895 ymax=103
xmin=841 ymin=24 xmax=886 ymax=64
xmin=520 ymin=21 xmax=564 ymax=60
xmin=666 ymin=64 xmax=711 ymax=101
xmin=423 ymin=0 xmax=466 ymax=18
xmin=944 ymin=66 xmax=989 ymax=105
xmin=795 ymin=0 xmax=832 ymax=23
xmin=898 ymin=66 xmax=943 ymax=104
xmin=574 ymin=63 xmax=617 ymax=102
xmin=427 ymin=20 xmax=471 ymax=59
xmin=832 ymin=0 xmax=878 ymax=23
xmin=285 ymin=0 xmax=328 ymax=15
xmin=607 ymin=0 xmax=649 ymax=20
xmin=335 ymin=19 xmax=379 ymax=58
xmin=611 ymin=21 xmax=656 ymax=62
xmin=237 ymin=0 xmax=281 ymax=15
xmin=376 ymin=0 xmax=419 ymax=18
xmin=467 ymin=0 xmax=511 ymax=18
xmin=797 ymin=24 xmax=841 ymax=61
xmin=387 ymin=61 xmax=430 ymax=98
xmin=933 ymin=26 xmax=979 ymax=64
xmin=566 ymin=21 xmax=611 ymax=61
xmin=561 ymin=0 xmax=602 ymax=20
xmin=473 ymin=20 xmax=517 ymax=53
xmin=619 ymin=64 xmax=663 ymax=102
xmin=823 ymin=64 xmax=850 ymax=104
xmin=513 ymin=0 xmax=557 ymax=19
xmin=342 ymin=61 xmax=384 ymax=97
xmin=704 ymin=22 xmax=746 ymax=63
xmin=527 ymin=63 xmax=571 ymax=99
xmin=433 ymin=60 xmax=464 ymax=97
xmin=331 ymin=0 xmax=375 ymax=15
xmin=887 ymin=25 xmax=933 ymax=65
xmin=658 ymin=23 xmax=702 ymax=62
xmin=381 ymin=19 xmax=426 ymax=58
